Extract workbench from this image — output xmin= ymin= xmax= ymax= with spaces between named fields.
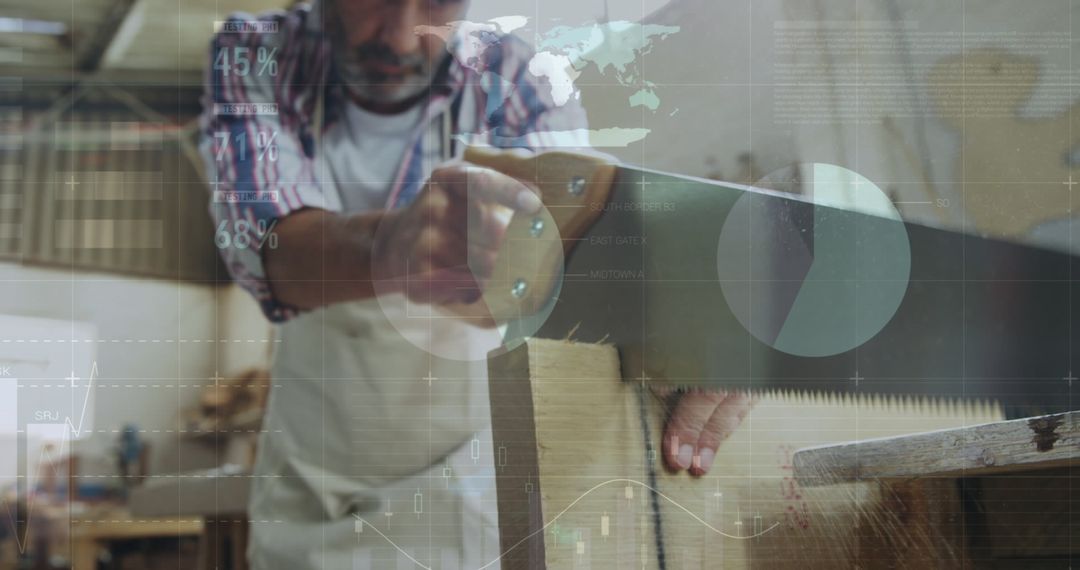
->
xmin=487 ymin=338 xmax=1078 ymax=569
xmin=70 ymin=513 xmax=203 ymax=570
xmin=69 ymin=509 xmax=248 ymax=570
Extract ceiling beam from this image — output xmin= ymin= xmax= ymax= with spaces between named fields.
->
xmin=75 ymin=0 xmax=140 ymax=72
xmin=0 ymin=65 xmax=203 ymax=88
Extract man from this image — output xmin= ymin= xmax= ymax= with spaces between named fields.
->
xmin=199 ymin=0 xmax=751 ymax=567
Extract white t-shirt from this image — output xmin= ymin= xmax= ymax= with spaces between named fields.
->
xmin=320 ymin=99 xmax=427 ymax=213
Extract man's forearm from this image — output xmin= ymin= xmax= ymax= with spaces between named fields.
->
xmin=263 ymin=208 xmax=387 ymax=310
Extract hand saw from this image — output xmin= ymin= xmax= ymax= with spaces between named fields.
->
xmin=449 ymin=147 xmax=1079 ymax=415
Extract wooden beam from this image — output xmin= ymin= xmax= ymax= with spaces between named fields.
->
xmin=0 ymin=65 xmax=203 ymax=88
xmin=793 ymin=411 xmax=1080 ymax=485
xmin=75 ymin=0 xmax=140 ymax=72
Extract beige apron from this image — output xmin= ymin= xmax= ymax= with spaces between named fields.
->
xmin=248 ymin=85 xmax=504 ymax=569
xmin=248 ymin=300 xmax=503 ymax=570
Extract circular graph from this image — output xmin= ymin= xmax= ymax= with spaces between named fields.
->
xmin=716 ymin=163 xmax=911 ymax=358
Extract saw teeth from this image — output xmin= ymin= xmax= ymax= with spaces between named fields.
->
xmin=685 ymin=386 xmax=997 ymax=418
xmin=720 ymin=388 xmax=1001 ymax=415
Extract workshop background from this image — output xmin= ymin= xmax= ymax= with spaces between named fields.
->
xmin=0 ymin=0 xmax=1077 ymax=568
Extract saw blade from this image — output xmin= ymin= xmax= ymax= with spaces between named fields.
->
xmin=510 ymin=165 xmax=1079 ymax=415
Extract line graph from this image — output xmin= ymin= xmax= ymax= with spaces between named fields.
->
xmin=352 ymin=478 xmax=781 ymax=570
xmin=3 ymin=431 xmax=73 ymax=554
xmin=61 ymin=360 xmax=99 ymax=439
xmin=2 ymin=360 xmax=99 ymax=554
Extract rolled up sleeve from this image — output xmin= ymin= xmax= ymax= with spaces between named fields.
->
xmin=198 ymin=14 xmax=326 ymax=322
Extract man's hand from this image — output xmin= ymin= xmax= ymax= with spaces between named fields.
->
xmin=374 ymin=163 xmax=541 ymax=305
xmin=662 ymin=390 xmax=753 ymax=476
xmin=262 ymin=162 xmax=539 ymax=311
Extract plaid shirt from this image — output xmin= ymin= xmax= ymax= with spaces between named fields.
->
xmin=199 ymin=3 xmax=588 ymax=322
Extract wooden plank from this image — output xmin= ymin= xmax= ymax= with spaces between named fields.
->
xmin=793 ymin=411 xmax=1080 ymax=485
xmin=488 ymin=338 xmax=1002 ymax=569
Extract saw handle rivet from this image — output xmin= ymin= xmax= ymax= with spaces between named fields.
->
xmin=529 ymin=217 xmax=545 ymax=237
xmin=568 ymin=176 xmax=587 ymax=196
xmin=511 ymin=278 xmax=529 ymax=299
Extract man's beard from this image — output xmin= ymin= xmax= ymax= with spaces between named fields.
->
xmin=334 ymin=42 xmax=446 ymax=105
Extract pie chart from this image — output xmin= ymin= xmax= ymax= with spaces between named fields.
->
xmin=716 ymin=163 xmax=911 ymax=358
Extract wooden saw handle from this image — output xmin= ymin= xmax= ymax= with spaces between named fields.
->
xmin=443 ymin=147 xmax=617 ymax=326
